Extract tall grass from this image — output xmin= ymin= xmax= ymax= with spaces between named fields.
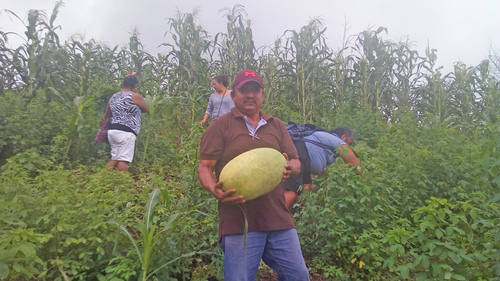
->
xmin=0 ymin=3 xmax=499 ymax=161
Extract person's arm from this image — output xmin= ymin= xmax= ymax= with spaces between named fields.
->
xmin=282 ymin=153 xmax=300 ymax=180
xmin=200 ymin=113 xmax=210 ymax=125
xmin=200 ymin=95 xmax=214 ymax=125
xmin=338 ymin=145 xmax=362 ymax=175
xmin=197 ymin=159 xmax=245 ymax=204
xmin=205 ymin=95 xmax=214 ymax=116
xmin=276 ymin=119 xmax=300 ymax=179
xmin=131 ymin=92 xmax=149 ymax=113
xmin=105 ymin=100 xmax=112 ymax=119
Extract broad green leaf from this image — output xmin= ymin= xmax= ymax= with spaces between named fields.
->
xmin=2 ymin=248 xmax=19 ymax=259
xmin=460 ymin=253 xmax=474 ymax=262
xmin=160 ymin=188 xmax=170 ymax=208
xmin=415 ymin=273 xmax=428 ymax=281
xmin=421 ymin=255 xmax=430 ymax=268
xmin=390 ymin=244 xmax=399 ymax=252
xmin=452 ymin=274 xmax=466 ymax=280
xmin=445 ymin=226 xmax=453 ymax=236
xmin=437 ymin=209 xmax=445 ymax=220
xmin=397 ymin=265 xmax=409 ymax=278
xmin=412 ymin=256 xmax=422 ymax=267
xmin=487 ymin=192 xmax=500 ymax=203
xmin=0 ymin=261 xmax=9 ymax=279
xmin=448 ymin=252 xmax=462 ymax=264
xmin=469 ymin=209 xmax=477 ymax=219
xmin=17 ymin=242 xmax=36 ymax=258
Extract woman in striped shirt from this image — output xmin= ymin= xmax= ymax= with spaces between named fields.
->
xmin=105 ymin=73 xmax=148 ymax=172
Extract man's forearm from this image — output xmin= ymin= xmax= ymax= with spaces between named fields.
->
xmin=339 ymin=146 xmax=362 ymax=175
xmin=197 ymin=166 xmax=217 ymax=195
xmin=289 ymin=158 xmax=301 ymax=177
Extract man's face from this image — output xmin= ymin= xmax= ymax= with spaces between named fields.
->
xmin=342 ymin=135 xmax=354 ymax=146
xmin=232 ymin=81 xmax=265 ymax=115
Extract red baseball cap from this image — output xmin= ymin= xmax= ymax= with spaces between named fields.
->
xmin=232 ymin=69 xmax=264 ymax=90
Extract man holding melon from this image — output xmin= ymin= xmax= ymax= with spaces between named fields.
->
xmin=197 ymin=69 xmax=310 ymax=280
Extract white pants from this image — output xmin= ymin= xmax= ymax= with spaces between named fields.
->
xmin=108 ymin=130 xmax=136 ymax=163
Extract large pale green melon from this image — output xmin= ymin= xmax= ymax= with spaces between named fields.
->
xmin=220 ymin=147 xmax=286 ymax=201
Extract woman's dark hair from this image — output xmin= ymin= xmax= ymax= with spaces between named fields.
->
xmin=330 ymin=126 xmax=354 ymax=138
xmin=213 ymin=75 xmax=230 ymax=88
xmin=123 ymin=75 xmax=139 ymax=88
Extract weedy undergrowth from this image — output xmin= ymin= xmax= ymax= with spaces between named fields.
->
xmin=109 ymin=188 xmax=216 ymax=281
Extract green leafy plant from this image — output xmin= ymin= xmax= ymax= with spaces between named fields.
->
xmin=0 ymin=207 xmax=52 ymax=279
xmin=110 ymin=188 xmax=215 ymax=281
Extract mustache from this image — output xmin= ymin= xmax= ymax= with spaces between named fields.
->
xmin=244 ymin=98 xmax=256 ymax=102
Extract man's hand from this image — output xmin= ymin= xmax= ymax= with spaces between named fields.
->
xmin=198 ymin=159 xmax=246 ymax=204
xmin=338 ymin=145 xmax=362 ymax=176
xmin=282 ymin=153 xmax=292 ymax=180
xmin=212 ymin=181 xmax=245 ymax=204
xmin=282 ymin=153 xmax=300 ymax=180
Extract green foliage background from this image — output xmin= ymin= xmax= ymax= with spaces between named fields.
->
xmin=1 ymin=2 xmax=500 ymax=280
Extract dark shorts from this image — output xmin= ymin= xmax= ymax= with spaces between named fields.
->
xmin=284 ymin=140 xmax=312 ymax=194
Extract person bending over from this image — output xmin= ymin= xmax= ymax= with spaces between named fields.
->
xmin=284 ymin=127 xmax=361 ymax=209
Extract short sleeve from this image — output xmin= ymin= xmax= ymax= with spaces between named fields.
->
xmin=276 ymin=119 xmax=298 ymax=160
xmin=199 ymin=118 xmax=225 ymax=160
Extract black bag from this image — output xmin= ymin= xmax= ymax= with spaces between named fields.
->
xmin=285 ymin=121 xmax=334 ymax=152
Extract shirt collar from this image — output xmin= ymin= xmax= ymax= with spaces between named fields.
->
xmin=230 ymin=107 xmax=273 ymax=121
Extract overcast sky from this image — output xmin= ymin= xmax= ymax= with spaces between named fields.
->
xmin=2 ymin=0 xmax=499 ymax=74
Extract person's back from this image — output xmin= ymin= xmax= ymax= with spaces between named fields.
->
xmin=109 ymin=91 xmax=142 ymax=135
xmin=304 ymin=131 xmax=346 ymax=175
xmin=105 ymin=73 xmax=148 ymax=172
xmin=284 ymin=126 xmax=360 ymax=209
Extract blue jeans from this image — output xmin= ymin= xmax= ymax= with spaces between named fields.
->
xmin=220 ymin=228 xmax=309 ymax=281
